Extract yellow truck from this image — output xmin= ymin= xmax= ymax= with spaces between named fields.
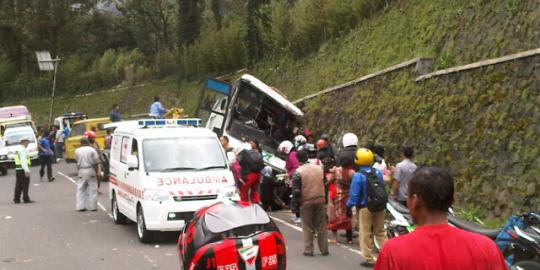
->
xmin=65 ymin=117 xmax=110 ymax=161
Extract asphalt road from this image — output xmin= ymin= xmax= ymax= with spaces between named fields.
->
xmin=0 ymin=161 xmax=369 ymax=270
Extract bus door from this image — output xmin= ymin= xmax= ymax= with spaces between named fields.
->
xmin=195 ymin=79 xmax=232 ymax=136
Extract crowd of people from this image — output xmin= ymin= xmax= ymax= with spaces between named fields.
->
xmin=11 ymin=123 xmax=104 ymax=212
xmin=223 ymin=130 xmax=507 ymax=269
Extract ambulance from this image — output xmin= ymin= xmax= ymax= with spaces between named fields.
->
xmin=108 ymin=119 xmax=239 ymax=242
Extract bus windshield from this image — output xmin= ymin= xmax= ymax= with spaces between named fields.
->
xmin=228 ymin=82 xmax=300 ymax=153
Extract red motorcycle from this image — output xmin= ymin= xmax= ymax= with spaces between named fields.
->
xmin=178 ymin=201 xmax=286 ymax=270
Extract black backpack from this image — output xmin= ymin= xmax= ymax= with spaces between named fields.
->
xmin=360 ymin=169 xmax=387 ymax=212
xmin=239 ymin=150 xmax=265 ymax=173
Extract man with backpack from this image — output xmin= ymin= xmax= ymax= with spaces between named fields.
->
xmin=237 ymin=145 xmax=265 ymax=203
xmin=347 ymin=148 xmax=387 ymax=268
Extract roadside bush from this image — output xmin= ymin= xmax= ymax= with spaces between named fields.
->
xmin=0 ymin=54 xmax=16 ymax=83
xmin=181 ymin=18 xmax=246 ymax=78
xmin=88 ymin=48 xmax=148 ymax=87
xmin=153 ymin=49 xmax=180 ymax=78
xmin=284 ymin=0 xmax=390 ymax=57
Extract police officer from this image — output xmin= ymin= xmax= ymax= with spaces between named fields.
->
xmin=75 ymin=137 xmax=100 ymax=212
xmin=13 ymin=137 xmax=33 ymax=204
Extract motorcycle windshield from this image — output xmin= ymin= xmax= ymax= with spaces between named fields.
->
xmin=203 ymin=203 xmax=270 ymax=234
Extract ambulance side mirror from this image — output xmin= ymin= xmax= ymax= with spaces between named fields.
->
xmin=127 ymin=155 xmax=139 ymax=170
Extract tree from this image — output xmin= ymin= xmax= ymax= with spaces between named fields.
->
xmin=119 ymin=0 xmax=176 ymax=54
xmin=177 ymin=0 xmax=203 ymax=47
xmin=245 ymin=0 xmax=270 ymax=63
xmin=0 ymin=0 xmax=96 ymax=75
xmin=210 ymin=0 xmax=222 ymax=31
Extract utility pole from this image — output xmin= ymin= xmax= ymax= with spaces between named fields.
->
xmin=35 ymin=51 xmax=61 ymax=126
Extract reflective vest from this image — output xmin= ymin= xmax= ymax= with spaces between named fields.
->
xmin=14 ymin=150 xmax=31 ymax=170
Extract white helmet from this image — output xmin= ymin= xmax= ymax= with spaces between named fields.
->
xmin=278 ymin=140 xmax=294 ymax=154
xmin=294 ymin=135 xmax=307 ymax=148
xmin=342 ymin=133 xmax=358 ymax=148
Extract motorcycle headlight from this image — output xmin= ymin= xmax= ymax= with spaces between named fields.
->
xmin=143 ymin=189 xmax=171 ymax=201
xmin=0 ymin=155 xmax=7 ymax=160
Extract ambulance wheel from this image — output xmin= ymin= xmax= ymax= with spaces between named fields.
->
xmin=137 ymin=205 xmax=154 ymax=243
xmin=111 ymin=193 xmax=127 ymax=224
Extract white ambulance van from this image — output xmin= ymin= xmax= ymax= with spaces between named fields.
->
xmin=108 ymin=119 xmax=238 ymax=242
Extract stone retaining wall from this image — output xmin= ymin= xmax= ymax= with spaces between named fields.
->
xmin=298 ymin=49 xmax=539 ymax=218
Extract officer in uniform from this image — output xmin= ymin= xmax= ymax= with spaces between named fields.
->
xmin=13 ymin=137 xmax=33 ymax=204
xmin=75 ymin=137 xmax=100 ymax=212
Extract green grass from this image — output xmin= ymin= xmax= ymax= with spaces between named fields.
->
xmin=14 ymin=79 xmax=202 ymax=126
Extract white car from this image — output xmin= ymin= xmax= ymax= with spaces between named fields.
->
xmin=1 ymin=126 xmax=39 ymax=164
xmin=108 ymin=119 xmax=238 ymax=242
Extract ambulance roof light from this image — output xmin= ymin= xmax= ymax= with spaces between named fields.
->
xmin=137 ymin=118 xmax=202 ymax=128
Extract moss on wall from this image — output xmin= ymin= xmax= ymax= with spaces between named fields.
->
xmin=303 ymin=55 xmax=539 ymax=219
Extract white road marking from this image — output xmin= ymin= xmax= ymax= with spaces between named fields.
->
xmin=270 ymin=215 xmax=302 ymax=232
xmin=57 ymin=171 xmax=113 ymax=219
xmin=270 ymin=214 xmax=362 ymax=255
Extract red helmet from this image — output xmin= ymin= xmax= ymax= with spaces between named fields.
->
xmin=316 ymin=139 xmax=328 ymax=150
xmin=83 ymin=130 xmax=96 ymax=139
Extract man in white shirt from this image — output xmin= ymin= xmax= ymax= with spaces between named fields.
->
xmin=54 ymin=125 xmax=64 ymax=161
xmin=75 ymin=137 xmax=100 ymax=211
xmin=391 ymin=146 xmax=418 ymax=206
xmin=13 ymin=137 xmax=33 ymax=204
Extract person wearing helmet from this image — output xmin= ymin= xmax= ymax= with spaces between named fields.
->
xmin=278 ymin=140 xmax=301 ymax=223
xmin=291 ymin=149 xmax=329 ymax=257
xmin=347 ymin=148 xmax=387 ymax=267
xmin=337 ymin=132 xmax=358 ymax=169
xmin=320 ymin=134 xmax=335 ymax=157
xmin=294 ymin=135 xmax=307 ymax=150
xmin=13 ymin=137 xmax=33 ymax=203
xmin=316 ymin=139 xmax=335 ymax=167
xmin=38 ymin=130 xmax=55 ymax=182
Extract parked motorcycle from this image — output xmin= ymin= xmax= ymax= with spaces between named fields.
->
xmin=375 ymin=199 xmax=415 ymax=251
xmin=448 ymin=212 xmax=540 ymax=270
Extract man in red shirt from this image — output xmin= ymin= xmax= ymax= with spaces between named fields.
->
xmin=375 ymin=167 xmax=508 ymax=270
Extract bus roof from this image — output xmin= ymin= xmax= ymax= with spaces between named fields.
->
xmin=240 ymin=74 xmax=304 ymax=117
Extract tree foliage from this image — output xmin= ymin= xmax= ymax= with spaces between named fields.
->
xmin=0 ymin=0 xmax=391 ymax=96
xmin=177 ymin=0 xmax=204 ymax=47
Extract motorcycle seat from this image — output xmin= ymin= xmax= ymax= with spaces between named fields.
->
xmin=447 ymin=215 xmax=500 ymax=239
xmin=389 ymin=199 xmax=410 ymax=214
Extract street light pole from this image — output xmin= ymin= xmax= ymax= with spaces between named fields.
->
xmin=48 ymin=59 xmax=59 ymax=126
xmin=36 ymin=51 xmax=60 ymax=127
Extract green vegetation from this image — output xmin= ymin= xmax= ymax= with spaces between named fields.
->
xmin=22 ymin=80 xmax=200 ymax=125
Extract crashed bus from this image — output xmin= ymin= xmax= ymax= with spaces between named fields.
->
xmin=196 ymin=74 xmax=304 ymax=175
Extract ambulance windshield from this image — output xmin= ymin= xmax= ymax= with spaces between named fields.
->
xmin=4 ymin=131 xmax=35 ymax=146
xmin=143 ymin=137 xmax=227 ymax=172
